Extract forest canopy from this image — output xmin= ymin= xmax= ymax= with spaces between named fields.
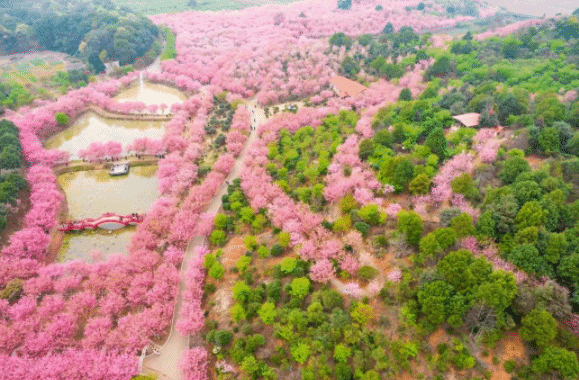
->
xmin=0 ymin=0 xmax=158 ymax=68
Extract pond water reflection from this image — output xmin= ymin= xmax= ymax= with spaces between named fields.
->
xmin=58 ymin=165 xmax=158 ymax=220
xmin=60 ymin=227 xmax=134 ymax=262
xmin=114 ymin=81 xmax=187 ymax=106
xmin=44 ymin=112 xmax=166 ymax=158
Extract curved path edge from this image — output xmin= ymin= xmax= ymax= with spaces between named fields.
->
xmin=141 ymin=100 xmax=261 ymax=380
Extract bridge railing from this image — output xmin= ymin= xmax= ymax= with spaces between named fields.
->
xmin=58 ymin=213 xmax=146 ymax=232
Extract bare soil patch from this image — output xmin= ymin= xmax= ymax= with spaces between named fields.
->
xmin=221 ymin=236 xmax=245 ymax=270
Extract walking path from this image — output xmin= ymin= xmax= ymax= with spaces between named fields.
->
xmin=141 ymin=101 xmax=262 ymax=380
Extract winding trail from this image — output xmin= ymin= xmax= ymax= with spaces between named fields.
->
xmin=141 ymin=100 xmax=263 ymax=380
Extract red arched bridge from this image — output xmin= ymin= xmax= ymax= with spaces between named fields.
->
xmin=58 ymin=213 xmax=146 ymax=232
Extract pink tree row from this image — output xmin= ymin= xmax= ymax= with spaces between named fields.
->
xmin=0 ymin=349 xmax=138 ymax=379
xmin=176 ymin=245 xmax=209 ymax=336
xmin=226 ymin=105 xmax=250 ymax=156
xmin=181 ymin=347 xmax=208 ymax=380
xmin=78 ymin=141 xmax=124 ymax=162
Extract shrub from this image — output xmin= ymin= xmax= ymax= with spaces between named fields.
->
xmin=350 ymin=302 xmax=374 ymax=325
xmin=358 ymin=204 xmax=387 ymax=225
xmin=290 ymin=343 xmax=310 ymax=364
xmin=257 ymin=245 xmax=269 ymax=258
xmin=210 ymin=230 xmax=227 ymax=246
xmin=290 ymin=277 xmax=310 ymax=298
xmin=504 ymin=359 xmax=516 ymax=373
xmin=270 ymin=244 xmax=284 ymax=257
xmin=230 ymin=303 xmax=246 ymax=323
xmin=211 ymin=330 xmax=233 ymax=347
xmin=340 ymin=194 xmax=359 ymax=213
xmin=236 ymin=256 xmax=252 ymax=273
xmin=209 ymin=262 xmax=224 ymax=280
xmin=280 ymin=257 xmax=297 ymax=275
xmin=409 ymin=173 xmax=431 ymax=195
xmin=258 ymin=302 xmax=276 ymax=324
xmin=358 ymin=265 xmax=379 ymax=282
xmin=333 ymin=215 xmax=353 ymax=233
xmin=55 ymin=112 xmax=69 ymax=126
xmin=243 ymin=235 xmax=258 ymax=250
xmin=334 ymin=344 xmax=352 ymax=363
xmin=277 ymin=231 xmax=291 ymax=248
xmin=354 ymin=221 xmax=371 ymax=236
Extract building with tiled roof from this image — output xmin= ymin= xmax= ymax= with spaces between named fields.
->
xmin=329 ymin=76 xmax=368 ymax=98
xmin=452 ymin=113 xmax=480 ymax=128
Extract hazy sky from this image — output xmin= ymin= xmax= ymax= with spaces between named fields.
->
xmin=483 ymin=0 xmax=577 ymax=17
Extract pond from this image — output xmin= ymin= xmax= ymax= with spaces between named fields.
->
xmin=114 ymin=80 xmax=187 ymax=106
xmin=58 ymin=165 xmax=158 ymax=220
xmin=44 ymin=111 xmax=166 ymax=159
xmin=57 ymin=165 xmax=158 ymax=262
xmin=59 ymin=227 xmax=134 ymax=262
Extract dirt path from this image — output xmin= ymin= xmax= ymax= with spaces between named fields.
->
xmin=141 ymin=100 xmax=262 ymax=380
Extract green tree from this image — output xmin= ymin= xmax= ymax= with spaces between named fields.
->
xmin=339 ymin=194 xmax=359 ymax=214
xmin=350 ymin=302 xmax=374 ymax=325
xmin=54 ymin=112 xmax=69 ymax=126
xmin=501 ymin=37 xmax=521 ymax=59
xmin=521 ymin=308 xmax=558 ymax=347
xmin=358 ymin=138 xmax=374 ymax=161
xmin=357 ymin=204 xmax=386 ymax=225
xmin=258 ymin=302 xmax=276 ymax=324
xmin=280 ymin=256 xmax=297 ymax=274
xmin=498 ymin=93 xmax=526 ymax=125
xmin=418 ymin=280 xmax=452 ymax=325
xmin=232 ymin=281 xmax=251 ymax=303
xmin=450 ymin=213 xmax=475 ymax=238
xmin=329 ymin=32 xmax=352 ymax=48
xmin=236 ymin=256 xmax=252 ymax=273
xmin=499 ymin=156 xmax=530 ymax=185
xmin=397 ymin=210 xmax=423 ymax=247
xmin=334 ymin=343 xmax=352 ymax=363
xmin=477 ymin=270 xmax=517 ymax=313
xmin=398 ymin=88 xmax=412 ymax=101
xmin=451 ymin=173 xmax=479 ymax=200
xmin=333 ymin=215 xmax=352 ymax=233
xmin=534 ymin=92 xmax=565 ymax=127
xmin=208 ymin=261 xmax=224 ymax=280
xmin=0 ymin=145 xmax=21 ymax=171
xmin=545 ymin=233 xmax=567 ymax=264
xmin=515 ymin=201 xmax=544 ymax=229
xmin=532 ymin=346 xmax=579 ymax=380
xmin=425 ymin=56 xmax=453 ymax=79
xmin=538 ymin=126 xmax=560 ymax=154
xmin=244 ymin=235 xmax=258 ymax=250
xmin=0 ymin=133 xmax=20 ymax=151
xmin=290 ymin=277 xmax=310 ymax=299
xmin=434 ymin=227 xmax=457 ymax=250
xmin=277 ymin=231 xmax=291 ymax=248
xmin=409 ymin=173 xmax=431 ymax=195
xmin=391 ymin=158 xmax=415 ymax=192
xmin=231 ymin=303 xmax=246 ymax=323
xmin=419 ymin=232 xmax=441 ymax=256
xmin=382 ymin=22 xmax=394 ymax=34
xmin=509 ymin=243 xmax=547 ymax=275
xmin=291 ymin=342 xmax=311 ymax=364
xmin=241 ymin=355 xmax=259 ymax=377
xmin=425 ymin=128 xmax=447 ymax=157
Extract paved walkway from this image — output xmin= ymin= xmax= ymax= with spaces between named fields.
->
xmin=141 ymin=101 xmax=262 ymax=380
